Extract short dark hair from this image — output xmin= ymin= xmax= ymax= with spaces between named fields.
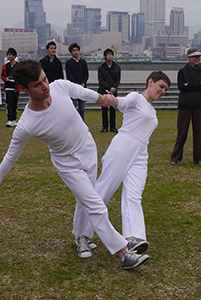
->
xmin=146 ymin=71 xmax=171 ymax=88
xmin=68 ymin=43 xmax=80 ymax=53
xmin=7 ymin=47 xmax=17 ymax=57
xmin=103 ymin=48 xmax=114 ymax=57
xmin=46 ymin=41 xmax=56 ymax=50
xmin=12 ymin=60 xmax=43 ymax=89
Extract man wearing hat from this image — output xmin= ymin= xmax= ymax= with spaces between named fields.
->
xmin=171 ymin=47 xmax=201 ymax=165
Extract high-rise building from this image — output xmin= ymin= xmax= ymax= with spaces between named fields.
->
xmin=84 ymin=8 xmax=101 ymax=34
xmin=106 ymin=11 xmax=130 ymax=42
xmin=71 ymin=5 xmax=86 ymax=34
xmin=1 ymin=28 xmax=38 ymax=55
xmin=169 ymin=7 xmax=185 ymax=33
xmin=24 ymin=0 xmax=47 ymax=47
xmin=140 ymin=0 xmax=165 ymax=36
xmin=131 ymin=13 xmax=145 ymax=42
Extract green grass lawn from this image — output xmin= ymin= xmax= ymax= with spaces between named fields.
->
xmin=0 ymin=109 xmax=201 ymax=300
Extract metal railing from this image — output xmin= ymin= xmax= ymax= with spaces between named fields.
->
xmin=0 ymin=82 xmax=179 ymax=110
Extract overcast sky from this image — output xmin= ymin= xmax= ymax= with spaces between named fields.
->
xmin=0 ymin=0 xmax=201 ymax=30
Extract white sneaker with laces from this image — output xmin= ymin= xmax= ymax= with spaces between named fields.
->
xmin=75 ymin=236 xmax=92 ymax=258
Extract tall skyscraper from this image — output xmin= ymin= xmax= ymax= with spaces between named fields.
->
xmin=140 ymin=0 xmax=165 ymax=36
xmin=131 ymin=13 xmax=145 ymax=42
xmin=106 ymin=11 xmax=130 ymax=42
xmin=84 ymin=8 xmax=101 ymax=34
xmin=71 ymin=5 xmax=86 ymax=34
xmin=25 ymin=0 xmax=47 ymax=47
xmin=169 ymin=7 xmax=185 ymax=33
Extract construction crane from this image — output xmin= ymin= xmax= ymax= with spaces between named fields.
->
xmin=161 ymin=34 xmax=170 ymax=59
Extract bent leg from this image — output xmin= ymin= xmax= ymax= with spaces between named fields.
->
xmin=85 ymin=149 xmax=128 ymax=238
xmin=85 ymin=135 xmax=142 ymax=239
xmin=56 ymin=166 xmax=127 ymax=254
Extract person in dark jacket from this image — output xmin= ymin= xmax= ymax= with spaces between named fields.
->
xmin=98 ymin=48 xmax=121 ymax=133
xmin=1 ymin=48 xmax=20 ymax=127
xmin=40 ymin=41 xmax=63 ymax=83
xmin=65 ymin=43 xmax=89 ymax=120
xmin=171 ymin=47 xmax=201 ymax=165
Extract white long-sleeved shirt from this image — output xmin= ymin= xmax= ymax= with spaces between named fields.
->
xmin=117 ymin=92 xmax=158 ymax=144
xmin=0 ymin=80 xmax=98 ymax=183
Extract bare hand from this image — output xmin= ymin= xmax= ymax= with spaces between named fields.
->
xmin=110 ymin=87 xmax=116 ymax=94
xmin=101 ymin=94 xmax=115 ymax=107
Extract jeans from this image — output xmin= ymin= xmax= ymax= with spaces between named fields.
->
xmin=72 ymin=98 xmax=85 ymax=120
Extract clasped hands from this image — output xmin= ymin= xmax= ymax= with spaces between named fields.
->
xmin=101 ymin=94 xmax=115 ymax=107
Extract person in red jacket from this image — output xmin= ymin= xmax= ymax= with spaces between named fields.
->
xmin=1 ymin=48 xmax=20 ymax=127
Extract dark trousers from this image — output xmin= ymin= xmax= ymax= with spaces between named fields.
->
xmin=6 ymin=90 xmax=19 ymax=121
xmin=72 ymin=98 xmax=85 ymax=121
xmin=171 ymin=108 xmax=201 ymax=163
xmin=102 ymin=106 xmax=116 ymax=129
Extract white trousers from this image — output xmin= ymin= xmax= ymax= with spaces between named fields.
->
xmin=51 ymin=132 xmax=127 ymax=255
xmin=84 ymin=133 xmax=148 ymax=241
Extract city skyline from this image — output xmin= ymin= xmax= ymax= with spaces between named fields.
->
xmin=0 ymin=0 xmax=201 ymax=34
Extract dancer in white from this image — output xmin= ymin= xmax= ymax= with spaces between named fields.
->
xmin=0 ymin=60 xmax=149 ymax=270
xmin=83 ymin=71 xmax=171 ymax=254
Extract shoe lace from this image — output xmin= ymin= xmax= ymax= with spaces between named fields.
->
xmin=131 ymin=237 xmax=138 ymax=243
xmin=84 ymin=236 xmax=90 ymax=244
xmin=126 ymin=249 xmax=140 ymax=260
xmin=77 ymin=236 xmax=90 ymax=252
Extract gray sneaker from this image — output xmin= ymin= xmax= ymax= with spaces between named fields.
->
xmin=75 ymin=236 xmax=92 ymax=258
xmin=127 ymin=237 xmax=149 ymax=254
xmin=84 ymin=236 xmax=97 ymax=250
xmin=121 ymin=250 xmax=149 ymax=270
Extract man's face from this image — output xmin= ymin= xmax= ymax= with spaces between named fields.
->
xmin=7 ymin=53 xmax=16 ymax=62
xmin=22 ymin=70 xmax=50 ymax=101
xmin=71 ymin=47 xmax=80 ymax=59
xmin=188 ymin=55 xmax=200 ymax=67
xmin=46 ymin=45 xmax=56 ymax=57
xmin=105 ymin=52 xmax=114 ymax=62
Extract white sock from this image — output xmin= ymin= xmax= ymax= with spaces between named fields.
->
xmin=121 ymin=254 xmax=125 ymax=262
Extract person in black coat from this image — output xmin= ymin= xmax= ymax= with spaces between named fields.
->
xmin=40 ymin=41 xmax=63 ymax=83
xmin=65 ymin=43 xmax=89 ymax=120
xmin=171 ymin=47 xmax=201 ymax=165
xmin=98 ymin=48 xmax=121 ymax=132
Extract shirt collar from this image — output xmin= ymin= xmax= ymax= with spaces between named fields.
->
xmin=72 ymin=57 xmax=80 ymax=63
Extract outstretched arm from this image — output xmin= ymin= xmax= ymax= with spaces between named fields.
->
xmin=0 ymin=127 xmax=30 ymax=183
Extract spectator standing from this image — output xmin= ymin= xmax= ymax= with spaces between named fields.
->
xmin=40 ymin=41 xmax=64 ymax=83
xmin=171 ymin=47 xmax=201 ymax=165
xmin=1 ymin=48 xmax=20 ymax=127
xmin=98 ymin=48 xmax=121 ymax=133
xmin=65 ymin=43 xmax=89 ymax=120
